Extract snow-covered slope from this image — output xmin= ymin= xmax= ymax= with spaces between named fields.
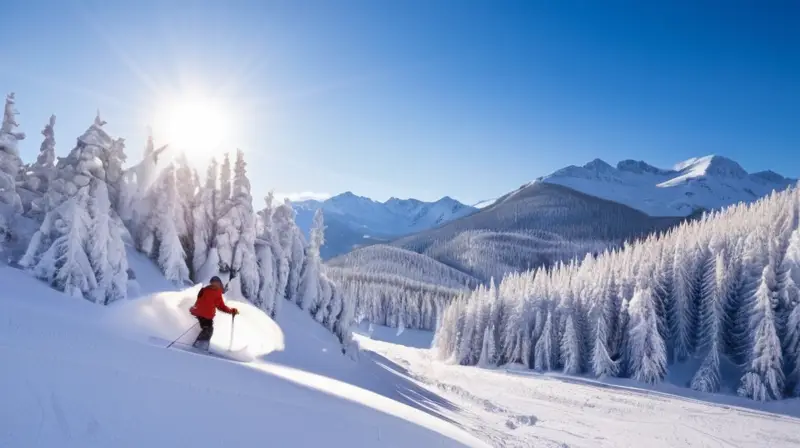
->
xmin=293 ymin=192 xmax=476 ymax=259
xmin=0 ymin=264 xmax=486 ymax=448
xmin=538 ymin=155 xmax=796 ymax=216
xmin=389 ymin=182 xmax=682 ymax=282
xmin=357 ymin=325 xmax=800 ymax=448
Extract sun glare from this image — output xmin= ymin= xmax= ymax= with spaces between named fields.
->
xmin=155 ymin=95 xmax=231 ymax=159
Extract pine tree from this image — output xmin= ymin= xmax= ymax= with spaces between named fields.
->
xmin=627 ymin=283 xmax=667 ymax=384
xmin=299 ymin=209 xmax=325 ymax=312
xmin=23 ymin=114 xmax=56 ymax=218
xmin=533 ymin=308 xmax=555 ymax=371
xmin=738 ymin=264 xmax=784 ymax=401
xmin=670 ymin=234 xmax=697 ymax=363
xmin=272 ymin=199 xmax=295 ymax=308
xmin=141 ymin=164 xmax=190 ymax=285
xmin=219 ymin=152 xmax=232 ymax=204
xmin=192 ymin=159 xmax=219 ymax=282
xmin=691 ymin=250 xmax=730 ymax=392
xmin=0 ymin=92 xmax=25 ymax=222
xmin=256 ymin=192 xmax=278 ymax=316
xmin=87 ymin=178 xmax=129 ymax=304
xmin=174 ymin=152 xmax=197 ymax=277
xmin=560 ymin=313 xmax=581 ymax=374
xmin=21 ymin=114 xmax=127 ymax=302
xmin=222 ymin=149 xmax=258 ymax=299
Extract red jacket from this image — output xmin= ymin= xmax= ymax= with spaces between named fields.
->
xmin=190 ymin=285 xmax=234 ymax=320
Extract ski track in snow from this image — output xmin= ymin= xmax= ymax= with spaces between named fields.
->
xmin=354 ymin=330 xmax=800 ymax=448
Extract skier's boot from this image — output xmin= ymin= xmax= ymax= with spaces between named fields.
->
xmin=193 ymin=340 xmax=210 ymax=352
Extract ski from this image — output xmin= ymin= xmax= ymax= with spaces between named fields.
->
xmin=147 ymin=336 xmax=248 ymax=362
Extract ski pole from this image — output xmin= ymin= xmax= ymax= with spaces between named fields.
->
xmin=167 ymin=322 xmax=198 ymax=348
xmin=229 ymin=314 xmax=235 ymax=351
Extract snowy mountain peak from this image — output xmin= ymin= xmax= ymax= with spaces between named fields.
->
xmin=673 ymin=155 xmax=748 ymax=180
xmin=539 ymin=155 xmax=795 ymax=217
xmin=583 ymin=158 xmax=615 ymax=172
xmin=292 ymin=192 xmax=477 ymax=258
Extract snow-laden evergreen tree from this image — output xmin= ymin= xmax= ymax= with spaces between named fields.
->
xmin=299 ymin=209 xmax=325 ymax=313
xmin=105 ymin=137 xmax=127 ymax=211
xmin=0 ymin=93 xmax=25 ymax=233
xmin=20 ymin=114 xmax=128 ymax=303
xmin=174 ymin=152 xmax=197 ymax=277
xmin=590 ymin=273 xmax=620 ymax=377
xmin=738 ymin=264 xmax=785 ymax=401
xmin=139 ymin=164 xmax=190 ymax=285
xmin=124 ymin=131 xmax=166 ymax=233
xmin=256 ymin=192 xmax=278 ymax=316
xmin=222 ymin=149 xmax=258 ymax=298
xmin=192 ymin=158 xmax=219 ymax=282
xmin=534 ymin=308 xmax=556 ymax=371
xmin=219 ymin=152 xmax=232 ymax=204
xmin=670 ymin=232 xmax=696 ymax=363
xmin=627 ymin=281 xmax=667 ymax=384
xmin=87 ymin=178 xmax=129 ymax=304
xmin=22 ymin=114 xmax=56 ymax=218
xmin=691 ymin=250 xmax=731 ymax=392
xmin=271 ymin=199 xmax=295 ymax=305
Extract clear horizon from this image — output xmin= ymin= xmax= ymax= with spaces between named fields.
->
xmin=2 ymin=1 xmax=798 ymax=205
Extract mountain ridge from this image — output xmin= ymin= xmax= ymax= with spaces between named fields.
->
xmin=537 ymin=154 xmax=796 ymax=217
xmin=292 ymin=191 xmax=477 ymax=259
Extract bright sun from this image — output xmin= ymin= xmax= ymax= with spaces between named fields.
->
xmin=155 ymin=95 xmax=231 ymax=158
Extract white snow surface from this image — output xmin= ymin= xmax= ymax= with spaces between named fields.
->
xmin=0 ymin=264 xmax=486 ymax=448
xmin=7 ymin=251 xmax=800 ymax=448
xmin=355 ymin=326 xmax=800 ymax=448
xmin=537 ymin=155 xmax=796 ymax=216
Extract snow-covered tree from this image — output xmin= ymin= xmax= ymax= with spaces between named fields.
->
xmin=192 ymin=159 xmax=219 ymax=282
xmin=174 ymin=152 xmax=197 ymax=276
xmin=299 ymin=209 xmax=325 ymax=312
xmin=21 ymin=114 xmax=128 ymax=303
xmin=738 ymin=264 xmax=784 ymax=401
xmin=139 ymin=164 xmax=190 ymax=285
xmin=22 ymin=114 xmax=56 ymax=217
xmin=222 ymin=149 xmax=258 ymax=298
xmin=272 ymin=199 xmax=302 ymax=303
xmin=256 ymin=192 xmax=278 ymax=315
xmin=691 ymin=250 xmax=731 ymax=392
xmin=0 ymin=93 xmax=25 ymax=231
xmin=627 ymin=283 xmax=667 ymax=384
xmin=87 ymin=178 xmax=129 ymax=304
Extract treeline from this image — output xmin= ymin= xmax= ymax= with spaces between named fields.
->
xmin=326 ymin=267 xmax=465 ymax=331
xmin=433 ymin=184 xmax=800 ymax=402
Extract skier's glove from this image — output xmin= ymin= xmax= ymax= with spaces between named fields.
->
xmin=231 ymin=308 xmax=239 ymax=316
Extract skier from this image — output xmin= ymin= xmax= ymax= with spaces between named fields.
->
xmin=190 ymin=276 xmax=239 ymax=351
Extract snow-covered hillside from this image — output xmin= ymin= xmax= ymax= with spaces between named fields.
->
xmin=293 ymin=192 xmax=476 ymax=259
xmin=538 ymin=155 xmax=796 ymax=217
xmin=357 ymin=325 xmax=800 ymax=448
xmin=389 ymin=182 xmax=682 ymax=282
xmin=0 ymin=263 xmax=486 ymax=448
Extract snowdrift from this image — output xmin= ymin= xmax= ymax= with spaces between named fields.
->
xmin=104 ymin=284 xmax=284 ymax=362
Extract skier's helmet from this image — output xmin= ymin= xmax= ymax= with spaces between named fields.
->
xmin=209 ymin=276 xmax=223 ymax=287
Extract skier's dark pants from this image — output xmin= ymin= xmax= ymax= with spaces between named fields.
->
xmin=195 ymin=317 xmax=214 ymax=342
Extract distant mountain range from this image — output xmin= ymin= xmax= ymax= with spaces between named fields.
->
xmin=292 ymin=192 xmax=476 ymax=259
xmin=329 ymin=154 xmax=796 ymax=285
xmin=535 ymin=155 xmax=796 ymax=217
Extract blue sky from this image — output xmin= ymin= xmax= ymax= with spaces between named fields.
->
xmin=2 ymin=1 xmax=798 ymax=205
